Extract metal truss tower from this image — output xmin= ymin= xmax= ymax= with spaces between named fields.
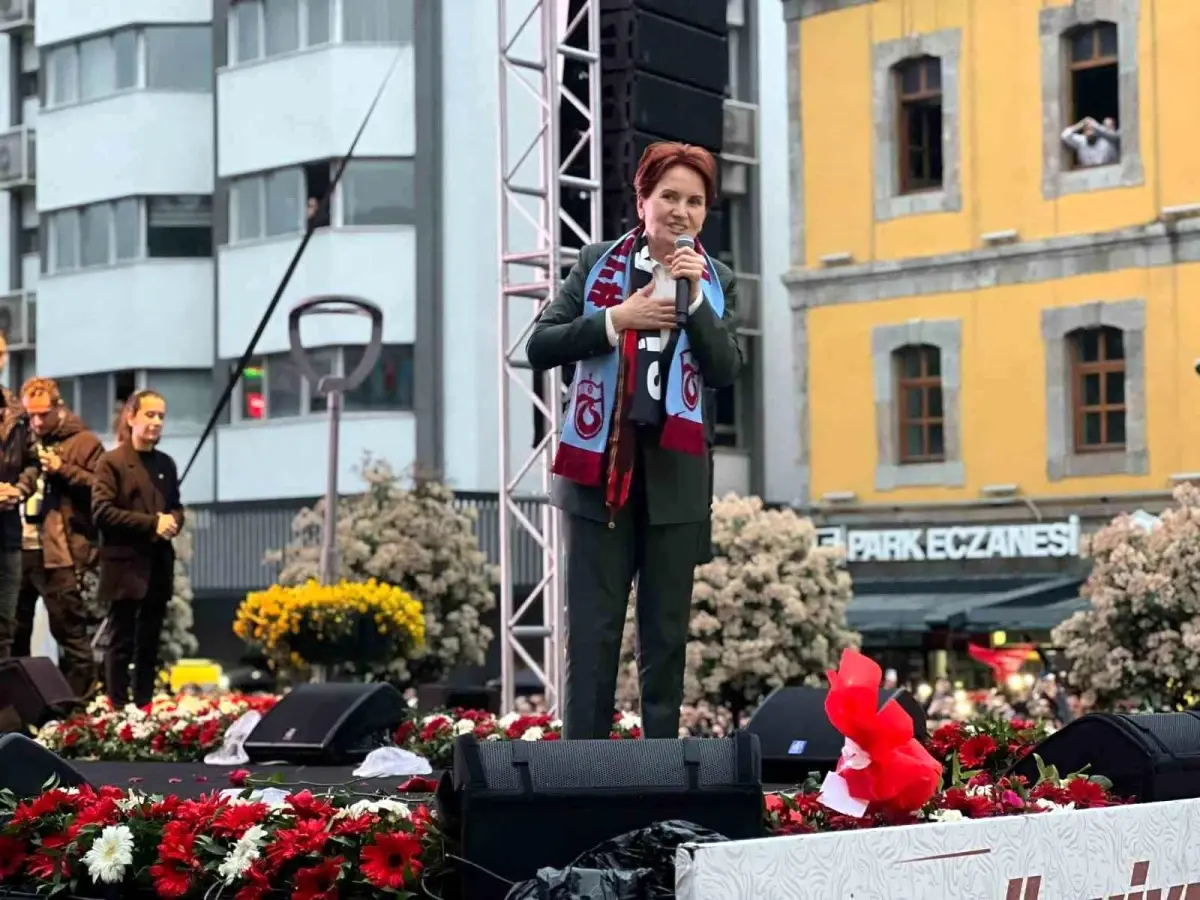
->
xmin=496 ymin=0 xmax=602 ymax=714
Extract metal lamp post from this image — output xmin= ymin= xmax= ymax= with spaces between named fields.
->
xmin=287 ymin=295 xmax=384 ymax=587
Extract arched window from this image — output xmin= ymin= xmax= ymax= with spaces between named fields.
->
xmin=1070 ymin=325 xmax=1125 ymax=451
xmin=894 ymin=344 xmax=944 ymax=463
xmin=893 ymin=56 xmax=943 ymax=193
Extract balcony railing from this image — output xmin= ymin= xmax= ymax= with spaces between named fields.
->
xmin=0 ymin=126 xmax=34 ymax=189
xmin=0 ymin=0 xmax=33 ymax=33
xmin=0 ymin=289 xmax=35 ymax=350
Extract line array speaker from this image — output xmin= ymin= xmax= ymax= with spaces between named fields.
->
xmin=599 ymin=0 xmax=728 ymax=249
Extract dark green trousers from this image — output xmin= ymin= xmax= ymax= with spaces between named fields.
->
xmin=562 ymin=481 xmax=706 ymax=740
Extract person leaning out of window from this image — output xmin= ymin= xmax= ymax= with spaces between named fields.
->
xmin=526 ymin=141 xmax=742 ymax=741
xmin=1061 ymin=116 xmax=1120 ymax=168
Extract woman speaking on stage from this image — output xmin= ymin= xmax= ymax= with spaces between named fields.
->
xmin=526 ymin=141 xmax=742 ymax=740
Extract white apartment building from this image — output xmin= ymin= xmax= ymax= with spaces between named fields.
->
xmin=0 ymin=0 xmax=797 ymax=637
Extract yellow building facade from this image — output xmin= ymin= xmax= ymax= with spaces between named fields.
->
xmin=785 ymin=0 xmax=1200 ymax=517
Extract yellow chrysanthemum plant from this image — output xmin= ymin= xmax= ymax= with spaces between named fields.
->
xmin=234 ymin=578 xmax=425 ymax=676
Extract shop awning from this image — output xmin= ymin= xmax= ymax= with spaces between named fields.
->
xmin=847 ymin=575 xmax=1086 ymax=634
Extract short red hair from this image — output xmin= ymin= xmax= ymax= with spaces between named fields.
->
xmin=634 ymin=141 xmax=718 ymax=208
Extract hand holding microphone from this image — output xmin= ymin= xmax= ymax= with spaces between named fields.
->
xmin=666 ymin=234 xmax=704 ymax=328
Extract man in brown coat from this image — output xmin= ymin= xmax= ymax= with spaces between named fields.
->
xmin=12 ymin=379 xmax=105 ymax=695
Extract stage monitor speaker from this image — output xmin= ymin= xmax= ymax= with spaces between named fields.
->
xmin=243 ymin=682 xmax=407 ymax=765
xmin=1010 ymin=712 xmax=1200 ymax=802
xmin=438 ymin=731 xmax=763 ymax=900
xmin=417 ymin=684 xmax=500 ymax=715
xmin=601 ymin=8 xmax=729 ymax=94
xmin=602 ymin=70 xmax=725 ymax=151
xmin=745 ymin=686 xmax=928 ymax=784
xmin=600 ymin=0 xmax=729 ymax=36
xmin=0 ymin=733 xmax=91 ymax=800
xmin=0 ymin=657 xmax=80 ymax=729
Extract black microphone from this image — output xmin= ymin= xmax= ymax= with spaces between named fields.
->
xmin=673 ymin=234 xmax=694 ymax=328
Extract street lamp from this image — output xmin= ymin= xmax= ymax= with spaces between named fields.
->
xmin=287 ymin=295 xmax=384 ymax=586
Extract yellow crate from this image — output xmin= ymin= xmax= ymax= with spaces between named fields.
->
xmin=168 ymin=659 xmax=223 ymax=692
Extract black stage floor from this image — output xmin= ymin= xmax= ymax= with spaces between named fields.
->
xmin=72 ymin=760 xmax=440 ymax=799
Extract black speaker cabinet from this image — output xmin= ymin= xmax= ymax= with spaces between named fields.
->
xmin=243 ymin=682 xmax=407 ymax=765
xmin=745 ymin=686 xmax=928 ymax=784
xmin=1010 ymin=712 xmax=1200 ymax=802
xmin=0 ymin=733 xmax=91 ymax=800
xmin=438 ymin=732 xmax=763 ymax=900
xmin=0 ymin=657 xmax=80 ymax=728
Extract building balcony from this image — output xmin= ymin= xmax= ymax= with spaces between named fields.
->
xmin=0 ymin=125 xmax=35 ymax=190
xmin=38 ymin=93 xmax=211 ymax=211
xmin=0 ymin=0 xmax=33 ymax=34
xmin=217 ymin=44 xmax=413 ymax=178
xmin=217 ymin=227 xmax=415 ymax=358
xmin=37 ymin=259 xmax=213 ymax=376
xmin=0 ymin=289 xmax=35 ymax=350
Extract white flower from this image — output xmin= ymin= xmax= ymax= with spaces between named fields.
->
xmin=549 ymin=718 xmax=563 ymax=729
xmin=617 ymin=712 xmax=641 ymax=731
xmin=929 ymin=809 xmax=965 ymax=823
xmin=497 ymin=712 xmax=520 ymax=729
xmin=1034 ymin=799 xmax=1076 ymax=813
xmin=218 ymin=824 xmax=267 ymax=883
xmin=82 ymin=825 xmax=135 ymax=884
xmin=342 ymin=798 xmax=412 ymax=820
xmin=485 ymin=733 xmax=502 ymax=741
xmin=454 ymin=719 xmax=475 ymax=736
xmin=520 ymin=726 xmax=544 ymax=741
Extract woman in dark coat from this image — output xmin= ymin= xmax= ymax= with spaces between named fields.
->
xmin=526 ymin=141 xmax=742 ymax=739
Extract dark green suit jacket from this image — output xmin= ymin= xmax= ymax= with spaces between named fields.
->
xmin=526 ymin=240 xmax=742 ymax=525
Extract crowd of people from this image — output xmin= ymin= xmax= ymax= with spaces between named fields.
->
xmin=0 ymin=330 xmax=183 ymax=719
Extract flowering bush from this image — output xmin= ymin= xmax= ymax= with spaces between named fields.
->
xmin=234 ymin=578 xmax=425 ymax=675
xmin=1053 ymin=484 xmax=1200 ymax=710
xmin=926 ymin=717 xmax=1054 ymax=781
xmin=617 ymin=494 xmax=860 ymax=711
xmin=0 ymin=784 xmax=437 ymax=898
xmin=269 ymin=459 xmax=496 ymax=685
xmin=36 ymin=693 xmax=278 ymax=763
xmin=394 ymin=709 xmax=644 ymax=768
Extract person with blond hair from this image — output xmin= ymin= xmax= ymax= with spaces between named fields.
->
xmin=12 ymin=377 xmax=105 ymax=694
xmin=526 ymin=141 xmax=742 ymax=739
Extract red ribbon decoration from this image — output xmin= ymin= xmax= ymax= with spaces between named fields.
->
xmin=967 ymin=642 xmax=1036 ymax=685
xmin=820 ymin=648 xmax=943 ymax=816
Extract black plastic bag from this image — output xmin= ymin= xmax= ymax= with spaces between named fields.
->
xmin=504 ymin=866 xmax=655 ymax=900
xmin=504 ymin=820 xmax=729 ymax=900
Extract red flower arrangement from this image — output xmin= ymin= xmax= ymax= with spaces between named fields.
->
xmin=0 ymin=783 xmax=437 ymax=899
xmin=394 ymin=709 xmax=643 ymax=768
xmin=766 ymin=768 xmax=1121 ymax=836
xmin=36 ymin=694 xmax=279 ymax=764
xmin=926 ymin=716 xmax=1054 ymax=779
